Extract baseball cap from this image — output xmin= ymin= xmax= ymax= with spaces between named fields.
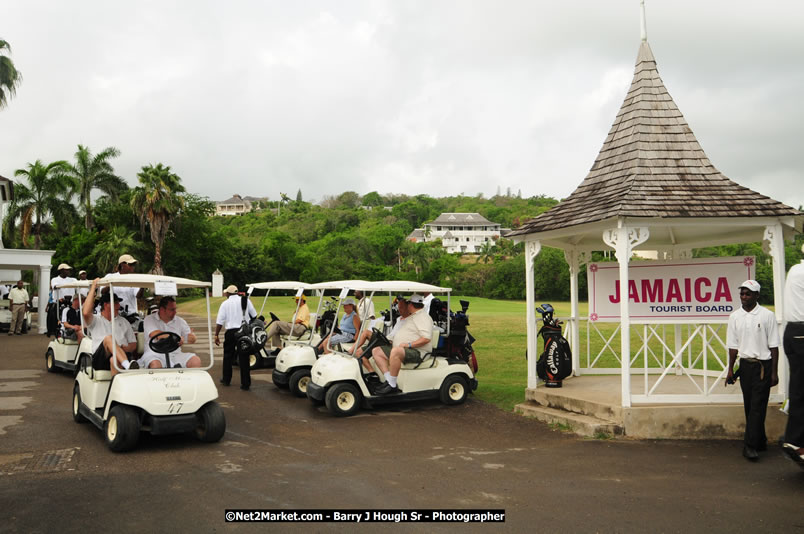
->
xmin=224 ymin=284 xmax=238 ymax=294
xmin=294 ymin=295 xmax=306 ymax=301
xmin=78 ymin=270 xmax=87 ymax=275
xmin=342 ymin=297 xmax=356 ymax=306
xmin=408 ymin=293 xmax=424 ymax=304
xmin=57 ymin=263 xmax=72 ymax=270
xmin=738 ymin=280 xmax=761 ymax=293
xmin=118 ymin=254 xmax=138 ymax=265
xmin=98 ymin=292 xmax=122 ymax=304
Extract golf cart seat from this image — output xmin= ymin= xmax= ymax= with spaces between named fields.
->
xmin=282 ymin=313 xmax=317 ymax=342
xmin=136 ymin=332 xmax=146 ymax=355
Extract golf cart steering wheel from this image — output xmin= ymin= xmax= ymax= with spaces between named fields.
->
xmin=149 ymin=331 xmax=182 ymax=355
xmin=359 ymin=327 xmax=390 ymax=359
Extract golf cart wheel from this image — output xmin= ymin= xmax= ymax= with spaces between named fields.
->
xmin=324 ymin=383 xmax=362 ymax=417
xmin=195 ymin=401 xmax=226 ymax=443
xmin=248 ymin=352 xmax=261 ymax=370
xmin=46 ymin=348 xmax=59 ymax=373
xmin=439 ymin=375 xmax=469 ymax=405
xmin=72 ymin=383 xmax=87 ymax=424
xmin=104 ymin=405 xmax=141 ymax=452
xmin=289 ymin=368 xmax=311 ymax=398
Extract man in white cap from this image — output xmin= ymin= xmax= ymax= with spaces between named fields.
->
xmin=78 ymin=270 xmax=89 ymax=298
xmin=782 ymin=253 xmax=804 ymax=466
xmin=49 ymin=263 xmax=77 ymax=336
xmin=726 ymin=279 xmax=780 ymax=461
xmin=375 ymin=293 xmax=434 ymax=395
xmin=105 ymin=254 xmax=142 ymax=315
xmin=215 ymin=285 xmax=257 ymax=390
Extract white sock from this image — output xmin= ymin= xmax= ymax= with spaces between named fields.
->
xmin=384 ymin=372 xmax=391 ymax=383
xmin=388 ymin=375 xmax=397 ymax=387
xmin=122 ymin=360 xmax=130 ymax=369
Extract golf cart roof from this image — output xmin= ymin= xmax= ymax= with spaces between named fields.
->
xmin=99 ymin=273 xmax=211 ymax=289
xmin=247 ymin=281 xmax=314 ymax=290
xmin=367 ymin=281 xmax=451 ymax=293
xmin=308 ymin=280 xmax=375 ymax=291
xmin=53 ymin=280 xmax=93 ymax=289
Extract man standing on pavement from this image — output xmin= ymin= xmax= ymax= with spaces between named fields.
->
xmin=782 ymin=255 xmax=804 ymax=465
xmin=8 ymin=280 xmax=29 ymax=335
xmin=726 ymin=280 xmax=780 ymax=461
xmin=78 ymin=270 xmax=89 ymax=298
xmin=215 ymin=285 xmax=257 ymax=390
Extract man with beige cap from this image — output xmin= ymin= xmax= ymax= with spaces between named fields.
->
xmin=49 ymin=263 xmax=77 ymax=336
xmin=106 ymin=254 xmax=142 ymax=314
xmin=215 ymin=284 xmax=257 ymax=390
xmin=726 ymin=279 xmax=780 ymax=461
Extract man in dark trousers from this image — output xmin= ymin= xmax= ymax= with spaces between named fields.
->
xmin=726 ymin=280 xmax=780 ymax=461
xmin=214 ymin=285 xmax=257 ymax=391
xmin=782 ymin=257 xmax=804 ymax=465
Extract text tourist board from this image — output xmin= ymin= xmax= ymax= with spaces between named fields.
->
xmin=586 ymin=256 xmax=755 ymax=323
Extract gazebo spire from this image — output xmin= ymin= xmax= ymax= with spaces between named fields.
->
xmin=640 ymin=0 xmax=648 ymax=42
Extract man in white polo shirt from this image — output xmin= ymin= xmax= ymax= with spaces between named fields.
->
xmin=83 ymin=278 xmax=137 ymax=376
xmin=726 ymin=279 xmax=780 ymax=461
xmin=140 ymin=296 xmax=201 ymax=369
xmin=374 ymin=293 xmax=434 ymax=395
xmin=782 ymin=256 xmax=804 ymax=465
xmin=105 ymin=254 xmax=142 ymax=315
xmin=214 ymin=285 xmax=257 ymax=390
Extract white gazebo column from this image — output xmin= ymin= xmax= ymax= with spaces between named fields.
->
xmin=38 ymin=264 xmax=50 ymax=334
xmin=525 ymin=240 xmax=542 ymax=389
xmin=764 ymin=223 xmax=788 ymax=398
xmin=563 ymin=248 xmax=585 ymax=376
xmin=604 ymin=224 xmax=649 ymax=408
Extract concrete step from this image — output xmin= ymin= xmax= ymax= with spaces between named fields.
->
xmin=526 ymin=387 xmax=623 ymax=422
xmin=515 ymin=401 xmax=623 ymax=438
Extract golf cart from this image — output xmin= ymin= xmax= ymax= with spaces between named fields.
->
xmin=45 ymin=280 xmax=93 ymax=374
xmin=71 ymin=274 xmax=225 ymax=452
xmin=0 ymin=281 xmax=33 ymax=334
xmin=272 ymin=280 xmax=368 ymax=397
xmin=243 ymin=281 xmax=316 ymax=370
xmin=306 ymin=281 xmax=479 ymax=416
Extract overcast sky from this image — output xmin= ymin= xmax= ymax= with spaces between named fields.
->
xmin=2 ymin=1 xmax=803 ymax=209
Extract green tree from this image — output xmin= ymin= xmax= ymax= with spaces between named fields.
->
xmin=65 ymin=145 xmax=127 ymax=229
xmin=130 ymin=163 xmax=186 ymax=275
xmin=5 ymin=160 xmax=74 ymax=249
xmin=476 ymin=240 xmax=496 ymax=264
xmin=362 ymin=191 xmax=383 ymax=207
xmin=296 ymin=189 xmax=303 ymax=203
xmin=0 ymin=39 xmax=22 ymax=109
xmin=91 ymin=226 xmax=138 ymax=274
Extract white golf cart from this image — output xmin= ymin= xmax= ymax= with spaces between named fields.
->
xmin=0 ymin=281 xmax=33 ymax=334
xmin=45 ymin=280 xmax=92 ymax=374
xmin=306 ymin=281 xmax=478 ymax=417
xmin=71 ymin=274 xmax=225 ymax=452
xmin=272 ymin=280 xmax=367 ymax=397
xmin=243 ymin=281 xmax=317 ymax=370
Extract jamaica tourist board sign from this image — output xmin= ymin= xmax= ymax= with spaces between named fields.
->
xmin=587 ymin=256 xmax=755 ymax=323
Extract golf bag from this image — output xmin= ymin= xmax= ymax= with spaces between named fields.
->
xmin=234 ymin=295 xmax=267 ymax=356
xmin=535 ymin=304 xmax=572 ymax=385
xmin=432 ymin=298 xmax=478 ymax=374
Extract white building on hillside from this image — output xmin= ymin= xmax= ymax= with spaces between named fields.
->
xmin=408 ymin=213 xmax=504 ymax=253
xmin=215 ymin=194 xmax=267 ymax=216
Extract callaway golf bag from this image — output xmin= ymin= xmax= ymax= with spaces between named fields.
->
xmin=535 ymin=304 xmax=572 ymax=387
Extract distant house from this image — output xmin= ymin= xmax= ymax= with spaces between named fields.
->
xmin=408 ymin=213 xmax=505 ymax=254
xmin=215 ymin=194 xmax=267 ymax=216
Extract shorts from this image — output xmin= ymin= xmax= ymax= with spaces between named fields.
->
xmin=378 ymin=344 xmax=422 ymax=364
xmin=140 ymin=352 xmax=197 ymax=369
xmin=330 ymin=332 xmax=355 ymax=346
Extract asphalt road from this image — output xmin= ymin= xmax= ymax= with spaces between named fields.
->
xmin=1 ymin=324 xmax=802 ymax=534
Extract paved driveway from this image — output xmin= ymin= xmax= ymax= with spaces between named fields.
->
xmin=0 ymin=327 xmax=802 ymax=533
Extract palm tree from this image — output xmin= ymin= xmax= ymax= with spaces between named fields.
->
xmin=92 ymin=226 xmax=138 ymax=274
xmin=0 ymin=39 xmax=22 ymax=110
xmin=476 ymin=241 xmax=496 ymax=264
xmin=65 ymin=145 xmax=126 ymax=229
xmin=5 ymin=160 xmax=75 ymax=249
xmin=130 ymin=163 xmax=186 ymax=275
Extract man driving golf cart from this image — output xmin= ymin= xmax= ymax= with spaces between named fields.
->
xmin=373 ymin=293 xmax=433 ymax=395
xmin=61 ymin=294 xmax=84 ymax=343
xmin=82 ymin=278 xmax=137 ymax=376
xmin=352 ymin=295 xmax=411 ymax=374
xmin=139 ymin=296 xmax=201 ymax=369
xmin=265 ymin=293 xmax=310 ymax=352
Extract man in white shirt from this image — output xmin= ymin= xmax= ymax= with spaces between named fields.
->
xmin=83 ymin=278 xmax=137 ymax=376
xmin=78 ymin=270 xmax=89 ymax=298
xmin=105 ymin=254 xmax=142 ymax=315
xmin=726 ymin=280 xmax=780 ymax=461
xmin=140 ymin=296 xmax=200 ymax=369
xmin=51 ymin=263 xmax=77 ymax=302
xmin=782 ymin=258 xmax=804 ymax=465
xmin=375 ymin=293 xmax=434 ymax=395
xmin=355 ymin=290 xmax=375 ymax=324
xmin=8 ymin=280 xmax=29 ymax=335
xmin=214 ymin=285 xmax=257 ymax=390
xmin=354 ymin=296 xmax=411 ymax=374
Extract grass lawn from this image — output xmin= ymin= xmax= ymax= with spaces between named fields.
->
xmin=178 ymin=295 xmax=739 ymax=413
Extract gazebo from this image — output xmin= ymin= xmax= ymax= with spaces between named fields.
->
xmin=508 ymin=15 xmax=801 ymax=434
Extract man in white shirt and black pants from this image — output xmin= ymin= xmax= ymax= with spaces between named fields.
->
xmin=782 ymin=258 xmax=804 ymax=465
xmin=214 ymin=285 xmax=257 ymax=391
xmin=726 ymin=280 xmax=780 ymax=461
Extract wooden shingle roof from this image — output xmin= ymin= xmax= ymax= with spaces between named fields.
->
xmin=509 ymin=41 xmax=800 ymax=237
